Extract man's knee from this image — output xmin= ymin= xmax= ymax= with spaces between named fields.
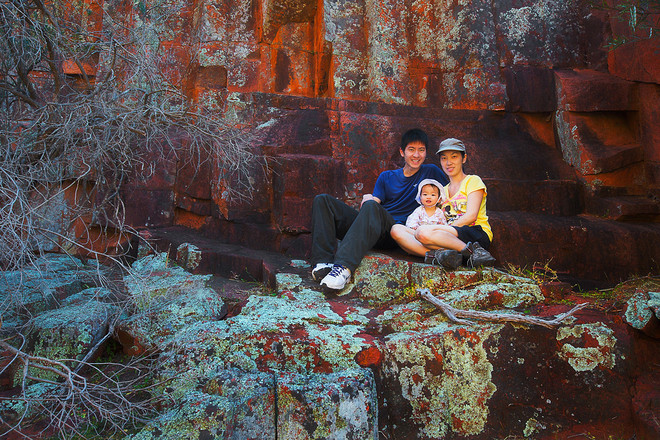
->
xmin=313 ymin=193 xmax=331 ymax=206
xmin=360 ymin=199 xmax=382 ymax=214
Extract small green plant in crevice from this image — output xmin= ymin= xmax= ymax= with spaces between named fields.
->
xmin=582 ymin=274 xmax=660 ymax=303
xmin=504 ymin=260 xmax=559 ymax=285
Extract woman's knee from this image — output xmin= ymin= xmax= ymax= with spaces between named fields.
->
xmin=415 ymin=227 xmax=431 ymax=244
xmin=390 ymin=224 xmax=406 ymax=239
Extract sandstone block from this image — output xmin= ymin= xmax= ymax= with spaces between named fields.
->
xmin=555 ymin=69 xmax=637 ymax=112
xmin=272 ymin=154 xmax=346 ymax=230
xmin=504 ymin=66 xmax=556 ymax=112
xmin=126 ymin=369 xmax=277 ymax=440
xmin=639 ymin=83 xmax=660 ymax=163
xmin=485 ymin=178 xmax=582 ymax=216
xmin=277 ymin=369 xmax=378 ymax=440
xmin=24 ymin=300 xmax=118 ymax=383
xmin=0 ymin=255 xmax=95 ymax=323
xmin=123 ymin=188 xmax=174 ymax=228
xmin=116 ymin=253 xmax=226 ymax=350
xmin=381 ymin=323 xmax=501 ymax=439
xmin=608 ymin=37 xmax=660 ymax=84
xmin=351 ymin=254 xmax=411 ymax=305
xmin=555 ymin=110 xmax=644 ymax=175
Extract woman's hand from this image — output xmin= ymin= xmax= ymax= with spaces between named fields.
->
xmin=451 ymin=189 xmax=484 ymax=227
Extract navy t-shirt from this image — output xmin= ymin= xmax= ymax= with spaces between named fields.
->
xmin=372 ymin=164 xmax=448 ymax=224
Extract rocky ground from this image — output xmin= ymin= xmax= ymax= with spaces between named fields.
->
xmin=0 ymin=248 xmax=658 ymax=439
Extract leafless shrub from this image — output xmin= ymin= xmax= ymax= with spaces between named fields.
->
xmin=1 ymin=333 xmax=171 ymax=439
xmin=0 ymin=0 xmax=261 ymax=272
xmin=0 ymin=0 xmax=262 ymax=437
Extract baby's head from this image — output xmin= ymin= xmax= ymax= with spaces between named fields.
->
xmin=415 ymin=179 xmax=444 ymax=207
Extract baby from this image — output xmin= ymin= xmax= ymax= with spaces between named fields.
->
xmin=405 ymin=178 xmax=448 ymax=230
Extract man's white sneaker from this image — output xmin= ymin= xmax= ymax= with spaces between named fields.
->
xmin=320 ymin=265 xmax=351 ymax=290
xmin=311 ymin=263 xmax=334 ymax=282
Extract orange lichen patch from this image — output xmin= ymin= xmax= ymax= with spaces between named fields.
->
xmin=175 ymin=208 xmax=209 ymax=230
xmin=270 ymin=22 xmax=316 ymax=96
xmin=355 ymin=346 xmax=382 ymax=368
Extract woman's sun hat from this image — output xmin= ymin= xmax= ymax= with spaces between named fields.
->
xmin=436 ymin=138 xmax=466 ymax=154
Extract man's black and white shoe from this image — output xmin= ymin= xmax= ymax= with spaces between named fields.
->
xmin=320 ymin=265 xmax=351 ymax=290
xmin=312 ymin=263 xmax=334 ymax=282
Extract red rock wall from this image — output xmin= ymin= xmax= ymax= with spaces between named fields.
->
xmin=51 ymin=1 xmax=660 ymax=283
xmin=188 ymin=0 xmax=607 ymax=108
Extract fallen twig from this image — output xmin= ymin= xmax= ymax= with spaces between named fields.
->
xmin=418 ymin=288 xmax=588 ymax=329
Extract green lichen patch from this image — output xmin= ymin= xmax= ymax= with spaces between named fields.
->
xmin=277 ymin=369 xmax=378 ymax=440
xmin=162 ymin=293 xmax=374 ymax=388
xmin=118 ymin=284 xmax=226 ymax=349
xmin=126 ymin=370 xmax=276 ymax=440
xmin=0 ymin=382 xmax=59 ymax=421
xmin=169 ymin=315 xmax=370 ymax=378
xmin=352 ymin=254 xmax=411 ymax=305
xmin=0 ymin=254 xmax=99 ymax=323
xmin=556 ymin=323 xmax=617 ymax=371
xmin=411 ymin=265 xmax=482 ymax=290
xmin=374 ymin=301 xmax=445 ymax=333
xmin=416 ymin=267 xmax=545 ymax=310
xmin=624 ymin=290 xmax=660 ymax=330
xmin=382 ymin=322 xmax=502 ymax=438
xmin=24 ymin=300 xmax=117 ymax=383
xmin=62 ymin=287 xmax=114 ymax=306
xmin=241 ymin=290 xmax=370 ymax=327
xmin=126 ymin=253 xmax=212 ymax=311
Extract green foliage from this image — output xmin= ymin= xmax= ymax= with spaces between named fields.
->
xmin=590 ymin=0 xmax=660 ymax=48
xmin=582 ymin=274 xmax=660 ymax=302
xmin=504 ymin=260 xmax=559 ymax=285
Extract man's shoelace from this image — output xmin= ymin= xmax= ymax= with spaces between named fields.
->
xmin=328 ymin=266 xmax=345 ymax=277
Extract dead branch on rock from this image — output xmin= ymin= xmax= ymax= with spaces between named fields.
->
xmin=0 ymin=336 xmax=167 ymax=439
xmin=418 ymin=288 xmax=589 ymax=329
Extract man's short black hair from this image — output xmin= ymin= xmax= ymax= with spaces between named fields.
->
xmin=400 ymin=128 xmax=428 ymax=151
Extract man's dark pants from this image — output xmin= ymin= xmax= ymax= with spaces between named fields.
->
xmin=311 ymin=194 xmax=397 ymax=272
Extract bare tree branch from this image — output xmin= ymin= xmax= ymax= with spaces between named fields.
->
xmin=418 ymin=288 xmax=589 ymax=329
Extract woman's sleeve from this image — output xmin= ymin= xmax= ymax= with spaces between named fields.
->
xmin=465 ymin=175 xmax=487 ymax=196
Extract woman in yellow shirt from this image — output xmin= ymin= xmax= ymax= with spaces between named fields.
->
xmin=391 ymin=138 xmax=495 ymax=269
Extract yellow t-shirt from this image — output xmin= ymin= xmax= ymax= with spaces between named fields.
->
xmin=441 ymin=175 xmax=493 ymax=241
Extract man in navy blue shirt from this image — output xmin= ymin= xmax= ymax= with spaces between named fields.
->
xmin=310 ymin=128 xmax=449 ymax=290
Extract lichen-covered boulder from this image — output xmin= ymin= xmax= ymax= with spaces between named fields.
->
xmin=23 ymin=299 xmax=118 ymax=383
xmin=126 ymin=369 xmax=276 ymax=440
xmin=0 ymin=254 xmax=99 ymax=328
xmin=277 ymin=369 xmax=378 ymax=440
xmin=624 ymin=289 xmax=660 ymax=338
xmin=350 ymin=254 xmax=410 ymax=304
xmin=62 ymin=286 xmax=116 ymax=306
xmin=165 ymin=279 xmax=373 ymax=378
xmin=116 ymin=253 xmax=227 ymax=352
xmin=380 ymin=323 xmax=502 ymax=439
